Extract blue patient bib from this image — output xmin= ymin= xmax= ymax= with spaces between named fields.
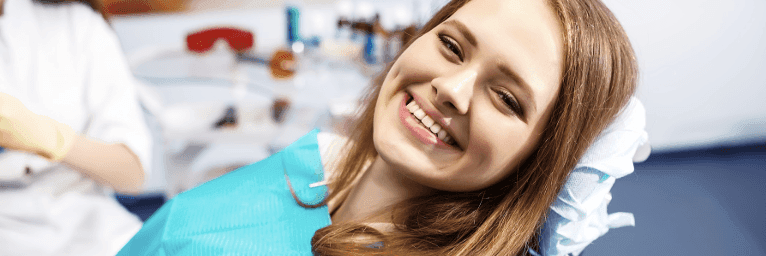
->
xmin=118 ymin=130 xmax=331 ymax=255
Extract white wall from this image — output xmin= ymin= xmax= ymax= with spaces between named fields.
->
xmin=603 ymin=0 xmax=766 ymax=151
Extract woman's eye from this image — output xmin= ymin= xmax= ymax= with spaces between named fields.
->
xmin=494 ymin=89 xmax=524 ymax=117
xmin=438 ymin=34 xmax=464 ymax=62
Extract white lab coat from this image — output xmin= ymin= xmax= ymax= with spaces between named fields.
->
xmin=0 ymin=0 xmax=152 ymax=255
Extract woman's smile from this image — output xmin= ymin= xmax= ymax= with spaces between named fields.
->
xmin=399 ymin=92 xmax=461 ymax=150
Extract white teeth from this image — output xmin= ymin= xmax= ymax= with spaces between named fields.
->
xmin=437 ymin=130 xmax=447 ymax=140
xmin=406 ymin=101 xmax=419 ymax=112
xmin=421 ymin=116 xmax=434 ymax=127
xmin=413 ymin=109 xmax=426 ymax=119
xmin=430 ymin=123 xmax=441 ymax=134
xmin=407 ymin=97 xmax=456 ymax=147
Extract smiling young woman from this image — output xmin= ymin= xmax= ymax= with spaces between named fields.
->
xmin=117 ymin=0 xmax=638 ymax=255
xmin=314 ymin=0 xmax=637 ymax=254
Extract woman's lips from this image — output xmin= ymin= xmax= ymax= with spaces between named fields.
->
xmin=399 ymin=93 xmax=453 ymax=149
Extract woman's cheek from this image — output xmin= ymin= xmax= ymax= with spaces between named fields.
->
xmin=398 ymin=39 xmax=445 ymax=82
xmin=472 ymin=119 xmax=521 ymax=176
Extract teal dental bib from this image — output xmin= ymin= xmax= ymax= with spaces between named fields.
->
xmin=118 ymin=130 xmax=330 ymax=255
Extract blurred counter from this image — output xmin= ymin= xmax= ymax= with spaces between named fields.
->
xmin=110 ymin=6 xmax=372 ymax=196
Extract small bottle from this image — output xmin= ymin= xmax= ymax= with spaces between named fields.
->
xmin=286 ymin=4 xmax=302 ymax=52
xmin=363 ymin=31 xmax=376 ymax=64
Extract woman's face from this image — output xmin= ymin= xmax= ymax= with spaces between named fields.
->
xmin=373 ymin=0 xmax=564 ymax=192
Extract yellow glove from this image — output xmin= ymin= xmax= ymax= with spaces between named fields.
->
xmin=0 ymin=93 xmax=77 ymax=161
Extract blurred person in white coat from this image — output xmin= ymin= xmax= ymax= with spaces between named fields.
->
xmin=0 ymin=0 xmax=152 ymax=255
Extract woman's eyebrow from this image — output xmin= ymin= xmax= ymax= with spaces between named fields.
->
xmin=444 ymin=20 xmax=477 ymax=47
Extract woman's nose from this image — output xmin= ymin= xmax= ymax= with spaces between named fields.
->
xmin=432 ymin=69 xmax=477 ymax=115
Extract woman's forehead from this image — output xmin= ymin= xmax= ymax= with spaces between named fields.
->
xmin=448 ymin=0 xmax=564 ymax=70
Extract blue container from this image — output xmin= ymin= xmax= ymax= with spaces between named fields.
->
xmin=286 ymin=6 xmax=301 ymax=45
xmin=364 ymin=33 xmax=376 ymax=64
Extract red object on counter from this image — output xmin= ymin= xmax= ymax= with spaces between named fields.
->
xmin=186 ymin=27 xmax=254 ymax=53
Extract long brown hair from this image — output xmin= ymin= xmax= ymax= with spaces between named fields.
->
xmin=311 ymin=0 xmax=638 ymax=255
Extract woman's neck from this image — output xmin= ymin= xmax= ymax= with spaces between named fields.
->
xmin=331 ymin=156 xmax=435 ymax=224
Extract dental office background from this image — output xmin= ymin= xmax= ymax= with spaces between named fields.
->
xmin=72 ymin=0 xmax=766 ymax=255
